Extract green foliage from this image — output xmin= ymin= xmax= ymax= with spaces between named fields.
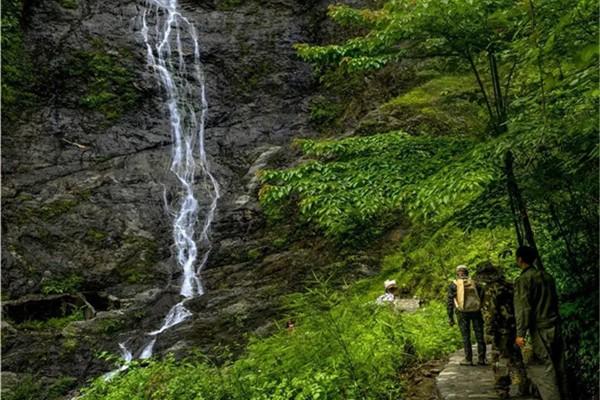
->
xmin=62 ymin=337 xmax=79 ymax=352
xmin=81 ymin=279 xmax=459 ymax=400
xmin=380 ymin=225 xmax=516 ymax=300
xmin=59 ymin=0 xmax=78 ymax=9
xmin=308 ymin=95 xmax=344 ymax=129
xmin=65 ymin=42 xmax=141 ymax=120
xmin=260 ymin=132 xmax=470 ymax=240
xmin=294 ymin=0 xmax=517 ymax=72
xmin=3 ymin=375 xmax=45 ymax=400
xmin=41 ymin=274 xmax=83 ymax=295
xmin=291 ymin=0 xmax=598 ymax=395
xmin=4 ymin=375 xmax=77 ymax=400
xmin=1 ymin=0 xmax=38 ymax=123
xmin=259 ymin=131 xmax=506 ymax=241
xmin=369 ymin=74 xmax=487 ymax=136
xmin=17 ymin=309 xmax=84 ymax=331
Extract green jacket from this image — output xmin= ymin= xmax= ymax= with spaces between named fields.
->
xmin=514 ymin=266 xmax=560 ymax=337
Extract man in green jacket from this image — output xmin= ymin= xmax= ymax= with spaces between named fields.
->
xmin=514 ymin=245 xmax=568 ymax=400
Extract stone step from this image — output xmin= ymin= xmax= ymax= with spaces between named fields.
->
xmin=436 ymin=345 xmax=537 ymax=400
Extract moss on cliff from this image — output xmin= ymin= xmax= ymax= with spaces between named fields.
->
xmin=58 ymin=0 xmax=78 ymax=9
xmin=216 ymin=0 xmax=243 ymax=11
xmin=116 ymin=236 xmax=161 ymax=284
xmin=64 ymin=41 xmax=142 ymax=121
xmin=1 ymin=0 xmax=38 ymax=124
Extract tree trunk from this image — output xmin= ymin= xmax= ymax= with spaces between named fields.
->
xmin=504 ymin=150 xmax=543 ymax=268
xmin=488 ymin=50 xmax=507 ymax=133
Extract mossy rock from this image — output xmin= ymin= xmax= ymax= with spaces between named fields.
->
xmin=84 ymin=228 xmax=109 ymax=246
xmin=63 ymin=40 xmax=142 ymax=121
xmin=116 ymin=235 xmax=161 ymax=284
xmin=58 ymin=0 xmax=78 ymax=9
xmin=356 ymin=75 xmax=487 ymax=136
xmin=16 ymin=309 xmax=85 ymax=331
xmin=216 ymin=0 xmax=243 ymax=11
xmin=1 ymin=0 xmax=39 ymax=126
xmin=62 ymin=312 xmax=125 ymax=336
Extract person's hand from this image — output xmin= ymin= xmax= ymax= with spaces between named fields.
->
xmin=448 ymin=319 xmax=455 ymax=327
xmin=515 ymin=336 xmax=526 ymax=348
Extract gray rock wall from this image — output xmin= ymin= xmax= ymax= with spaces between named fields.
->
xmin=2 ymin=0 xmax=357 ymax=387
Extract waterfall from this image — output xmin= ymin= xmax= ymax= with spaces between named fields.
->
xmin=115 ymin=0 xmax=220 ymax=365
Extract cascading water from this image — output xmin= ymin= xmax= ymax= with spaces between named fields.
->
xmin=116 ymin=0 xmax=220 ymax=365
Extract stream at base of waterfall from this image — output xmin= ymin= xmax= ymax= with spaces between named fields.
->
xmin=106 ymin=0 xmax=219 ymax=378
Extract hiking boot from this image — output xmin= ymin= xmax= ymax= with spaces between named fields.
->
xmin=459 ymin=359 xmax=473 ymax=366
xmin=477 ymin=359 xmax=487 ymax=366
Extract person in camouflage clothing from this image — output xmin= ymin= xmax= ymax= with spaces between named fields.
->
xmin=514 ymin=246 xmax=569 ymax=400
xmin=476 ymin=262 xmax=529 ymax=399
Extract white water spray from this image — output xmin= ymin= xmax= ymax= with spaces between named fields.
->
xmin=113 ymin=0 xmax=220 ymax=366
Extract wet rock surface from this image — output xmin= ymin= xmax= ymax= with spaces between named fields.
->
xmin=1 ymin=0 xmax=376 ymax=391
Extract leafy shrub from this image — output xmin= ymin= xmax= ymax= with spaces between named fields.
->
xmin=259 ymin=131 xmax=481 ymax=241
xmin=41 ymin=274 xmax=83 ymax=295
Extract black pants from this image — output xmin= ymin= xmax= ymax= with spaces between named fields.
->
xmin=457 ymin=311 xmax=486 ymax=362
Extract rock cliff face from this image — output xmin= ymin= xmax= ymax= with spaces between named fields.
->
xmin=2 ymin=0 xmax=380 ymax=391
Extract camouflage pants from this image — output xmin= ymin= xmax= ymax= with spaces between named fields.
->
xmin=522 ymin=325 xmax=569 ymax=400
xmin=491 ymin=334 xmax=529 ymax=398
xmin=457 ymin=311 xmax=486 ymax=362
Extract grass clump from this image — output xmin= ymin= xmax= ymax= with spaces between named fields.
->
xmin=18 ymin=309 xmax=85 ymax=331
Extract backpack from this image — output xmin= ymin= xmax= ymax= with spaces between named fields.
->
xmin=454 ymin=278 xmax=481 ymax=312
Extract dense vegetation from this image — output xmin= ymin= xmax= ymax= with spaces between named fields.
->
xmin=262 ymin=0 xmax=599 ymax=396
xmin=81 ymin=283 xmax=459 ymax=400
xmin=4 ymin=0 xmax=597 ymax=398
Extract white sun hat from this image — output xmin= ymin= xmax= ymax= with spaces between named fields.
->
xmin=384 ymin=280 xmax=398 ymax=290
xmin=456 ymin=265 xmax=469 ymax=273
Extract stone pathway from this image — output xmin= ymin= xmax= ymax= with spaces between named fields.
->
xmin=436 ymin=346 xmax=537 ymax=400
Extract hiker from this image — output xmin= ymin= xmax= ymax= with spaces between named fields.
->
xmin=477 ymin=262 xmax=529 ymax=398
xmin=286 ymin=319 xmax=295 ymax=333
xmin=514 ymin=246 xmax=569 ymax=400
xmin=376 ymin=279 xmax=400 ymax=305
xmin=447 ymin=265 xmax=486 ymax=366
